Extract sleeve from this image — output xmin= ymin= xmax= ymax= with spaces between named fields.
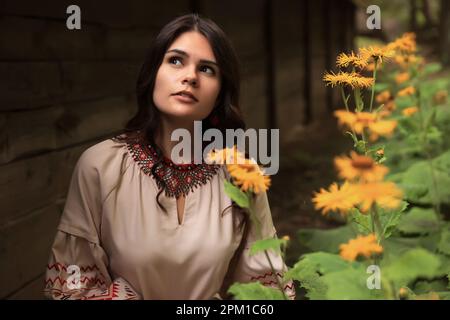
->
xmin=44 ymin=147 xmax=140 ymax=300
xmin=226 ymin=191 xmax=296 ymax=300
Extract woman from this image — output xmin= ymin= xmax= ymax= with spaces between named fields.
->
xmin=44 ymin=13 xmax=295 ymax=300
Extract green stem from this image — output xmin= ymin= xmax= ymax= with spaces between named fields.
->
xmin=369 ymin=60 xmax=378 ymax=112
xmin=416 ymin=90 xmax=442 ymax=219
xmin=373 ymin=205 xmax=384 ymax=244
xmin=248 ymin=206 xmax=288 ymax=300
xmin=340 ymin=86 xmax=359 ymax=142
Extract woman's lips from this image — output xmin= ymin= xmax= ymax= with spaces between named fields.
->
xmin=172 ymin=93 xmax=198 ymax=104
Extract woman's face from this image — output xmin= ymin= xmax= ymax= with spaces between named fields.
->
xmin=153 ymin=31 xmax=221 ymax=123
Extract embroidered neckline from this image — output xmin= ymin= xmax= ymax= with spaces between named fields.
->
xmin=122 ymin=135 xmax=220 ymax=198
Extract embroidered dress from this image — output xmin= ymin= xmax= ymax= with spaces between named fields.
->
xmin=44 ymin=134 xmax=295 ymax=300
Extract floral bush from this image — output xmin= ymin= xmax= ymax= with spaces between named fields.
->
xmin=213 ymin=32 xmax=450 ymax=300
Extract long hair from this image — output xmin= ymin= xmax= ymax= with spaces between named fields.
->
xmin=120 ymin=13 xmax=245 ymax=141
xmin=115 ymin=14 xmax=248 ymax=223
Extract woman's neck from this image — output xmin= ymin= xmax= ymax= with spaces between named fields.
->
xmin=154 ymin=117 xmax=195 ymax=164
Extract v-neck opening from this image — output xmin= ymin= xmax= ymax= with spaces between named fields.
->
xmin=176 ymin=196 xmax=186 ymax=226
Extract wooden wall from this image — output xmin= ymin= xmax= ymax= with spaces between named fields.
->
xmin=0 ymin=0 xmax=355 ymax=299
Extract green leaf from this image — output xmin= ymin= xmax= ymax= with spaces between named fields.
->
xmin=397 ymin=207 xmax=441 ymax=235
xmin=287 ymin=252 xmax=351 ymax=277
xmin=249 ymin=237 xmax=285 ymax=256
xmin=283 ymin=258 xmax=327 ymax=299
xmin=421 ymin=62 xmax=442 ymax=77
xmin=228 ymin=282 xmax=285 ymax=300
xmin=322 ymin=266 xmax=384 ymax=300
xmin=297 ymin=225 xmax=358 ymax=253
xmin=384 ymin=248 xmax=442 ymax=288
xmin=438 ymin=227 xmax=450 ymax=256
xmin=391 ymin=153 xmax=450 ymax=205
xmin=350 ymin=209 xmax=372 ymax=235
xmin=379 ymin=201 xmax=409 ymax=239
xmin=284 ymin=252 xmax=351 ymax=300
xmin=224 ymin=180 xmax=250 ymax=208
xmin=374 ymin=83 xmax=390 ymax=92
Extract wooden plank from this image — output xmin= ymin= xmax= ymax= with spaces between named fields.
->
xmin=0 ymin=142 xmax=93 ymax=227
xmin=0 ymin=0 xmax=189 ymax=28
xmin=0 ymin=16 xmax=158 ymax=61
xmin=0 ymin=203 xmax=61 ymax=298
xmin=201 ymin=0 xmax=266 ymax=60
xmin=6 ymin=273 xmax=45 ymax=300
xmin=0 ymin=96 xmax=136 ymax=164
xmin=0 ymin=61 xmax=139 ymax=111
xmin=241 ymin=70 xmax=267 ymax=130
xmin=273 ymin=0 xmax=305 ymax=143
xmin=308 ymin=0 xmax=328 ymax=122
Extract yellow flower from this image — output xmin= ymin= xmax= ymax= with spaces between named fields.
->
xmin=323 ymin=71 xmax=374 ymax=89
xmin=375 ymin=90 xmax=391 ymax=104
xmin=394 ymin=54 xmax=419 ymax=69
xmin=282 ymin=235 xmax=290 ymax=241
xmin=360 ymin=46 xmax=394 ymax=64
xmin=352 ymin=182 xmax=403 ymax=212
xmin=398 ymin=86 xmax=416 ymax=97
xmin=336 ymin=51 xmax=368 ymax=69
xmin=227 ymin=162 xmax=271 ymax=194
xmin=334 ymin=110 xmax=356 ymax=128
xmin=388 ymin=32 xmax=417 ymax=54
xmin=402 ymin=106 xmax=419 ymax=116
xmin=339 ymin=234 xmax=383 ymax=261
xmin=368 ymin=120 xmax=397 ymax=141
xmin=334 ymin=151 xmax=389 ymax=182
xmin=353 ymin=112 xmax=377 ymax=134
xmin=207 ymin=146 xmax=245 ymax=164
xmin=312 ymin=182 xmax=359 ymax=216
xmin=395 ymin=72 xmax=410 ymax=84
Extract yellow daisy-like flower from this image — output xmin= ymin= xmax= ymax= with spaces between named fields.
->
xmin=207 ymin=146 xmax=245 ymax=165
xmin=312 ymin=182 xmax=359 ymax=216
xmin=359 ymin=46 xmax=394 ymax=64
xmin=353 ymin=181 xmax=403 ymax=212
xmin=402 ymin=106 xmax=419 ymax=116
xmin=394 ymin=54 xmax=419 ymax=69
xmin=336 ymin=51 xmax=368 ymax=69
xmin=353 ymin=112 xmax=377 ymax=134
xmin=368 ymin=120 xmax=397 ymax=141
xmin=395 ymin=72 xmax=410 ymax=84
xmin=333 ymin=110 xmax=356 ymax=128
xmin=334 ymin=151 xmax=389 ymax=182
xmin=333 ymin=110 xmax=382 ymax=135
xmin=375 ymin=90 xmax=391 ymax=104
xmin=227 ymin=162 xmax=271 ymax=194
xmin=339 ymin=234 xmax=383 ymax=261
xmin=323 ymin=71 xmax=374 ymax=89
xmin=388 ymin=32 xmax=417 ymax=54
xmin=398 ymin=86 xmax=416 ymax=97
xmin=365 ymin=61 xmax=381 ymax=71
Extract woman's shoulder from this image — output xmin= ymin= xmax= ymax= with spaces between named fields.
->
xmin=76 ymin=134 xmax=131 ymax=174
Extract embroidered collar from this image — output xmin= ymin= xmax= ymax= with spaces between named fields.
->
xmin=125 ymin=136 xmax=220 ymax=198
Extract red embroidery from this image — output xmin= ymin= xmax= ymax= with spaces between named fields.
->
xmin=124 ymin=135 xmax=220 ymax=198
xmin=250 ymin=271 xmax=296 ymax=299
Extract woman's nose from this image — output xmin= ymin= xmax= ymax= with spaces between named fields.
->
xmin=181 ymin=69 xmax=198 ymax=87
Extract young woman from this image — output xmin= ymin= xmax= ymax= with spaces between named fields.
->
xmin=44 ymin=13 xmax=295 ymax=300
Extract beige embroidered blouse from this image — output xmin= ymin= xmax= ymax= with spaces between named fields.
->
xmin=44 ymin=137 xmax=295 ymax=300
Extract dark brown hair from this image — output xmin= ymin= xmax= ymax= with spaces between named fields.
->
xmin=115 ymin=13 xmax=248 ymax=217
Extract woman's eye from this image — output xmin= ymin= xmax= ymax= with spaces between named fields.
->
xmin=169 ymin=57 xmax=182 ymax=66
xmin=200 ymin=65 xmax=215 ymax=75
